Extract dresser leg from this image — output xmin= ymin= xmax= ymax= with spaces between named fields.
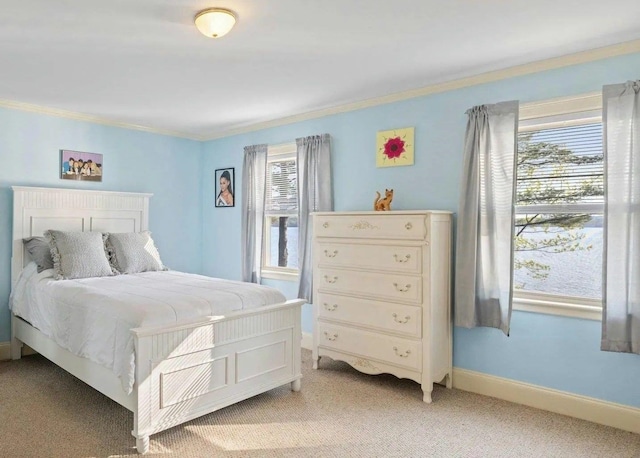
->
xmin=312 ymin=356 xmax=319 ymax=370
xmin=445 ymin=373 xmax=452 ymax=389
xmin=422 ymin=386 xmax=433 ymax=403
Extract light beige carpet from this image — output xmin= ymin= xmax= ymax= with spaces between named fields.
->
xmin=1 ymin=350 xmax=638 ymax=458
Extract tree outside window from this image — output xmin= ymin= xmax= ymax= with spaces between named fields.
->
xmin=263 ymin=148 xmax=299 ymax=274
xmin=514 ymin=122 xmax=603 ymax=300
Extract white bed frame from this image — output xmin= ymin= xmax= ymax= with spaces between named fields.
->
xmin=10 ymin=186 xmax=304 ymax=454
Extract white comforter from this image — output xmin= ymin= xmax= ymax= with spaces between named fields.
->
xmin=9 ymin=263 xmax=287 ymax=394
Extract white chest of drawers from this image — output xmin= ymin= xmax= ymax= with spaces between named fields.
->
xmin=311 ymin=211 xmax=452 ymax=402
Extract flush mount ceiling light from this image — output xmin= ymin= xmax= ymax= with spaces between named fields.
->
xmin=194 ymin=8 xmax=237 ymax=38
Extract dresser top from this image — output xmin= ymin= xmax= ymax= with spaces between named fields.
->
xmin=312 ymin=210 xmax=453 ymax=215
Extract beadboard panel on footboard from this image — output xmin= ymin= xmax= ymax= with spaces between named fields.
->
xmin=133 ymin=301 xmax=303 ymax=442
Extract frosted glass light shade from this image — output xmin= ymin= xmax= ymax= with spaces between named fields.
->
xmin=195 ymin=8 xmax=236 ymax=38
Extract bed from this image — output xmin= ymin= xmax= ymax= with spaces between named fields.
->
xmin=9 ymin=186 xmax=305 ymax=454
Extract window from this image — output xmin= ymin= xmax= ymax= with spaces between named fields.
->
xmin=514 ymin=94 xmax=604 ymax=319
xmin=262 ymin=143 xmax=298 ymax=280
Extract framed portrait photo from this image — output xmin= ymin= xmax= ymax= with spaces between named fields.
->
xmin=60 ymin=149 xmax=103 ymax=182
xmin=215 ymin=167 xmax=235 ymax=208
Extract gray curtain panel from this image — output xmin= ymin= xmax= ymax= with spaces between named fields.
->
xmin=241 ymin=144 xmax=268 ymax=283
xmin=297 ymin=134 xmax=333 ymax=302
xmin=454 ymin=101 xmax=519 ymax=335
xmin=602 ymin=80 xmax=640 ymax=354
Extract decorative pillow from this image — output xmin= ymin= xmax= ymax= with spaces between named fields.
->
xmin=23 ymin=237 xmax=54 ymax=273
xmin=44 ymin=230 xmax=114 ymax=280
xmin=105 ymin=231 xmax=167 ymax=274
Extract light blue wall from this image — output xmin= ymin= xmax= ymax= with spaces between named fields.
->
xmin=0 ymin=108 xmax=203 ymax=342
xmin=201 ymin=52 xmax=640 ymax=408
xmin=2 ymin=52 xmax=637 ymax=408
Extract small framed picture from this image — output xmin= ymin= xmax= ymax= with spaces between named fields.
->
xmin=60 ymin=149 xmax=103 ymax=182
xmin=215 ymin=168 xmax=235 ymax=207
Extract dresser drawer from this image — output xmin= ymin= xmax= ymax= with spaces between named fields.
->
xmin=317 ymin=268 xmax=422 ymax=304
xmin=318 ymin=323 xmax=421 ymax=371
xmin=314 ymin=214 xmax=428 ymax=240
xmin=316 ymin=242 xmax=422 ymax=274
xmin=317 ymin=293 xmax=422 ymax=338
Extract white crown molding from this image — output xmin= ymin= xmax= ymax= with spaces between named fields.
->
xmin=204 ymin=39 xmax=640 ymax=140
xmin=453 ymin=368 xmax=640 ymax=435
xmin=1 ymin=39 xmax=639 ymax=142
xmin=0 ymin=98 xmax=205 ymax=141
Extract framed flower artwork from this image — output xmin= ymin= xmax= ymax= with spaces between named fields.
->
xmin=376 ymin=127 xmax=414 ymax=167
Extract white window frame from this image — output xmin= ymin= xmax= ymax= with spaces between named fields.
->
xmin=261 ymin=142 xmax=299 ymax=282
xmin=514 ymin=92 xmax=603 ymax=320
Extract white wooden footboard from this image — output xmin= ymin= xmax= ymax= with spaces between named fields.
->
xmin=11 ymin=299 xmax=304 ymax=454
xmin=131 ymin=299 xmax=304 ymax=454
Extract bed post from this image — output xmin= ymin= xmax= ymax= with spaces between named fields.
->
xmin=132 ymin=334 xmax=152 ymax=454
xmin=291 ymin=304 xmax=302 ymax=392
xmin=11 ymin=314 xmax=23 ymax=360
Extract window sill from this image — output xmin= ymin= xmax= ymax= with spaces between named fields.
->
xmin=513 ymin=293 xmax=602 ymax=321
xmin=261 ymin=269 xmax=299 ymax=282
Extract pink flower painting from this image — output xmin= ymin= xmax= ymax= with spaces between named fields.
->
xmin=376 ymin=127 xmax=414 ymax=167
xmin=383 ymin=136 xmax=406 ymax=159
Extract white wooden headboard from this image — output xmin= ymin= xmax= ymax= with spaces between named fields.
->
xmin=11 ymin=186 xmax=152 ymax=288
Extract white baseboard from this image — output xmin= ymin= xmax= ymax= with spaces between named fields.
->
xmin=5 ymin=336 xmax=638 ymax=435
xmin=0 ymin=342 xmax=9 ymax=361
xmin=0 ymin=341 xmax=36 ymax=361
xmin=307 ymin=332 xmax=639 ymax=435
xmin=301 ymin=332 xmax=313 ymax=351
xmin=453 ymin=367 xmax=640 ymax=435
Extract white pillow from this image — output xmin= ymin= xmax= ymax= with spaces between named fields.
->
xmin=44 ymin=230 xmax=115 ymax=280
xmin=106 ymin=231 xmax=167 ymax=274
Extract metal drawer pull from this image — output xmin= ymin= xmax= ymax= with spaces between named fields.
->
xmin=393 ymin=283 xmax=411 ymax=292
xmin=323 ymin=303 xmax=338 ymax=311
xmin=323 ymin=222 xmax=329 ymax=228
xmin=324 ymin=331 xmax=338 ymax=341
xmin=324 ymin=275 xmax=338 ymax=284
xmin=393 ymin=347 xmax=411 ymax=358
xmin=393 ymin=254 xmax=411 ymax=263
xmin=324 ymin=249 xmax=338 ymax=257
xmin=405 ymin=222 xmax=413 ymax=230
xmin=392 ymin=313 xmax=411 ymax=324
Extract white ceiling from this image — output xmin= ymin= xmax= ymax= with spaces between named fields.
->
xmin=1 ymin=0 xmax=639 ymax=140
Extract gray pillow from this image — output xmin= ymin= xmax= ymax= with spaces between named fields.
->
xmin=106 ymin=231 xmax=167 ymax=274
xmin=44 ymin=230 xmax=115 ymax=280
xmin=23 ymin=237 xmax=54 ymax=273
